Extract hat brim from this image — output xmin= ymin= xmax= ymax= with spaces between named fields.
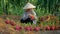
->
xmin=23 ymin=6 xmax=36 ymax=9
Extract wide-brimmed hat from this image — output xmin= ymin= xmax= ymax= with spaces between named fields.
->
xmin=23 ymin=3 xmax=36 ymax=9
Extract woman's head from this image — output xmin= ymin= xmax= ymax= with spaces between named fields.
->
xmin=25 ymin=8 xmax=33 ymax=12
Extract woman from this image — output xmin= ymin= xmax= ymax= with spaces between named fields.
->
xmin=20 ymin=3 xmax=37 ymax=24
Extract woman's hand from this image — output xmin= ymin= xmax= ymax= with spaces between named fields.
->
xmin=29 ymin=14 xmax=35 ymax=20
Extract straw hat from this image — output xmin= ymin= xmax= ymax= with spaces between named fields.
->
xmin=23 ymin=3 xmax=36 ymax=9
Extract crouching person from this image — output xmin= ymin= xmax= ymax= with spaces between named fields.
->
xmin=20 ymin=3 xmax=37 ymax=24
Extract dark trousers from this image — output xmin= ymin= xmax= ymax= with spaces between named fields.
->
xmin=20 ymin=18 xmax=33 ymax=24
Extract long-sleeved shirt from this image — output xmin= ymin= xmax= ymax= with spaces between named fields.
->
xmin=21 ymin=10 xmax=37 ymax=24
xmin=21 ymin=10 xmax=37 ymax=20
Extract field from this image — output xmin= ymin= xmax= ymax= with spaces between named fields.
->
xmin=0 ymin=0 xmax=60 ymax=34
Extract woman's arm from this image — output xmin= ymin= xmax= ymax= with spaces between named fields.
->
xmin=32 ymin=11 xmax=37 ymax=19
xmin=28 ymin=11 xmax=37 ymax=20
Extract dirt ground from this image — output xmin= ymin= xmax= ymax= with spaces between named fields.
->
xmin=0 ymin=15 xmax=60 ymax=34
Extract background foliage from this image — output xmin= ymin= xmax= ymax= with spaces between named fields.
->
xmin=0 ymin=0 xmax=60 ymax=18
